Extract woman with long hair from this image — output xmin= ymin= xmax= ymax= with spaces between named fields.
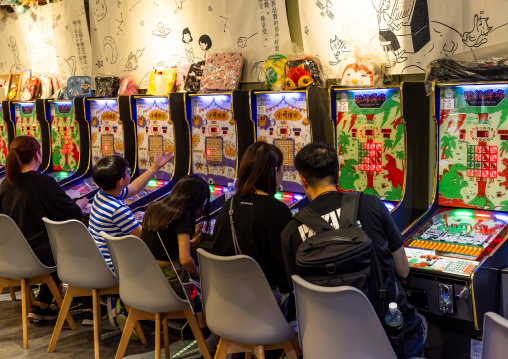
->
xmin=0 ymin=136 xmax=87 ymax=322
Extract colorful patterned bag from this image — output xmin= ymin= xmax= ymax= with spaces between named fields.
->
xmin=200 ymin=52 xmax=244 ymax=92
xmin=184 ymin=61 xmax=206 ymax=92
xmin=263 ymin=54 xmax=287 ymax=91
xmin=20 ymin=76 xmax=41 ymax=101
xmin=66 ymin=76 xmax=92 ymax=99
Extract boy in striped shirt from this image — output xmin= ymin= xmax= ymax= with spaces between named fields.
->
xmin=89 ymin=154 xmax=172 ymax=269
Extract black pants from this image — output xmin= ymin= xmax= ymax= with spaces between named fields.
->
xmin=31 ymin=242 xmax=61 ymax=305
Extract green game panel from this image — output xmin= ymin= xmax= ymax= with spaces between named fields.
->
xmin=0 ymin=106 xmax=7 ymax=167
xmin=15 ymin=102 xmax=42 ymax=145
xmin=51 ymin=101 xmax=80 ymax=172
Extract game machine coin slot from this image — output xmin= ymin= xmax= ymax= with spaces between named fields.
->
xmin=63 ymin=97 xmax=136 ymax=213
xmin=402 ymin=82 xmax=508 ymax=336
xmin=251 ymin=87 xmax=334 ymax=212
xmin=43 ymin=99 xmax=91 ymax=186
xmin=186 ymin=90 xmax=254 ymax=218
xmin=126 ymin=94 xmax=190 ymax=215
xmin=0 ymin=100 xmax=15 ymax=178
xmin=330 ymin=83 xmax=431 ymax=231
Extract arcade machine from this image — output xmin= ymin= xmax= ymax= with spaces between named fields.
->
xmin=250 ymin=87 xmax=333 ymax=211
xmin=63 ymin=97 xmax=136 ymax=209
xmin=42 ymin=98 xmax=91 ymax=186
xmin=186 ymin=90 xmax=254 ymax=217
xmin=126 ymin=94 xmax=191 ymax=219
xmin=403 ymin=82 xmax=508 ymax=339
xmin=330 ymin=83 xmax=431 ymax=230
xmin=0 ymin=101 xmax=15 ymax=177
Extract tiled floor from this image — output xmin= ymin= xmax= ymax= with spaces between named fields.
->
xmin=0 ymin=288 xmax=203 ymax=359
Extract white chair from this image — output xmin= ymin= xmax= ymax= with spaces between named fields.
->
xmin=481 ymin=312 xmax=508 ymax=359
xmin=102 ymin=232 xmax=212 ymax=359
xmin=0 ymin=214 xmax=77 ymax=350
xmin=292 ymin=275 xmax=397 ymax=359
xmin=197 ymin=248 xmax=299 ymax=359
xmin=43 ymin=218 xmax=123 ymax=359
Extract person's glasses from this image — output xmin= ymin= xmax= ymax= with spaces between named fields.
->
xmin=125 ymin=167 xmax=132 ymax=176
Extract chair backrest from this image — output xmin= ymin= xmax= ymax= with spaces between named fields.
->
xmin=482 ymin=312 xmax=508 ymax=359
xmin=102 ymin=232 xmax=189 ymax=314
xmin=292 ymin=275 xmax=397 ymax=359
xmin=0 ymin=214 xmax=54 ymax=280
xmin=197 ymin=248 xmax=296 ymax=346
xmin=43 ymin=218 xmax=118 ymax=289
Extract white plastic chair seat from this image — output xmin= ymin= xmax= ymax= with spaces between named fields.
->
xmin=482 ymin=312 xmax=508 ymax=359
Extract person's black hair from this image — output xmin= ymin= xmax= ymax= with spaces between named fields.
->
xmin=92 ymin=156 xmax=129 ymax=191
xmin=198 ymin=35 xmax=212 ymax=50
xmin=236 ymin=141 xmax=283 ymax=197
xmin=295 ymin=142 xmax=339 ymax=187
xmin=182 ymin=27 xmax=193 ymax=43
xmin=142 ymin=174 xmax=210 ymax=231
xmin=6 ymin=136 xmax=41 ymax=185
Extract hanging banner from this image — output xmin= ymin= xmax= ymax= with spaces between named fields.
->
xmin=299 ymin=0 xmax=508 ymax=77
xmin=90 ymin=0 xmax=290 ymax=86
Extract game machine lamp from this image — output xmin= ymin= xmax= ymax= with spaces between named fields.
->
xmin=251 ymin=87 xmax=334 ymax=211
xmin=186 ymin=90 xmax=254 ymax=217
xmin=63 ymin=97 xmax=136 ymax=211
xmin=0 ymin=102 xmax=15 ymax=178
xmin=42 ymin=99 xmax=91 ymax=186
xmin=126 ymin=94 xmax=190 ymax=216
xmin=402 ymin=82 xmax=508 ymax=339
xmin=330 ymin=83 xmax=431 ymax=231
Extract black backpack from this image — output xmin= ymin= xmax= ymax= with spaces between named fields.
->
xmin=294 ymin=191 xmax=391 ymax=318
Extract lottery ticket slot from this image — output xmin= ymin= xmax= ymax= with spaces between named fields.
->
xmin=0 ymin=101 xmax=15 ymax=177
xmin=330 ymin=83 xmax=430 ymax=230
xmin=402 ymin=82 xmax=508 ymax=330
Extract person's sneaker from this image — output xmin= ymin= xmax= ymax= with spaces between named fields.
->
xmin=107 ymin=296 xmax=122 ymax=327
xmin=116 ymin=312 xmax=140 ymax=341
xmin=82 ymin=311 xmax=93 ymax=326
xmin=28 ymin=305 xmax=59 ymax=322
xmin=198 ymin=332 xmax=220 ymax=356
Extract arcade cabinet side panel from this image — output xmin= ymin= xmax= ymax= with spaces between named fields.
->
xmin=119 ymin=95 xmax=137 ymax=170
xmin=74 ymin=98 xmax=92 ymax=177
xmin=35 ymin=99 xmax=52 ymax=172
xmin=1 ymin=101 xmax=14 ymax=149
xmin=170 ymin=93 xmax=191 ymax=181
xmin=308 ymin=86 xmax=334 ymax=146
xmin=402 ymin=82 xmax=431 ymax=230
xmin=232 ymin=90 xmax=255 ymax=167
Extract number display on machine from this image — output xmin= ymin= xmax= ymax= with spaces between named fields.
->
xmin=90 ymin=100 xmax=123 ymax=164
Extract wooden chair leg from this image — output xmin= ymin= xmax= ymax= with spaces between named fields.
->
xmin=96 ymin=293 xmax=103 ymax=335
xmin=92 ymin=289 xmax=100 ymax=359
xmin=155 ymin=313 xmax=161 ymax=359
xmin=245 ymin=352 xmax=252 ymax=359
xmin=9 ymin=287 xmax=16 ymax=301
xmin=45 ymin=276 xmax=77 ymax=330
xmin=21 ymin=279 xmax=28 ymax=350
xmin=183 ymin=308 xmax=212 ymax=359
xmin=253 ymin=345 xmax=265 ymax=359
xmin=281 ymin=339 xmax=298 ymax=359
xmin=163 ymin=318 xmax=170 ymax=359
xmin=115 ymin=308 xmax=138 ymax=359
xmin=134 ymin=320 xmax=147 ymax=344
xmin=215 ymin=338 xmax=231 ymax=359
xmin=47 ymin=286 xmax=76 ymax=353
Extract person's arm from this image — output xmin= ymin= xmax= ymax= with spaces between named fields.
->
xmin=281 ymin=225 xmax=300 ymax=289
xmin=111 ymin=206 xmax=141 ymax=238
xmin=177 ymin=233 xmax=199 ymax=275
xmin=189 ymin=222 xmax=203 ymax=246
xmin=127 ymin=152 xmax=173 ymax=198
xmin=42 ymin=176 xmax=82 ymax=220
xmin=129 ymin=225 xmax=142 ymax=238
xmin=392 ymin=246 xmax=410 ymax=279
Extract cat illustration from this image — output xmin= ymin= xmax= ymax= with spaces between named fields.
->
xmin=462 ymin=14 xmax=492 ymax=48
xmin=328 ymin=35 xmax=348 ymax=66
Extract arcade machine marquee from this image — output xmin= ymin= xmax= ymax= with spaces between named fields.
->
xmin=403 ymin=83 xmax=508 ymax=329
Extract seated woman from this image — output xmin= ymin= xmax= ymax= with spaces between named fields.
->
xmin=0 ymin=136 xmax=88 ymax=322
xmin=212 ymin=141 xmax=293 ymax=302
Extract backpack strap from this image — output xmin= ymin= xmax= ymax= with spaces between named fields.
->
xmin=294 ymin=206 xmax=335 ymax=233
xmin=339 ymin=191 xmax=361 ymax=228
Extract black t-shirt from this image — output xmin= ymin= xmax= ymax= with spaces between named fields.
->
xmin=141 ymin=210 xmax=194 ymax=262
xmin=212 ymin=193 xmax=293 ymax=292
xmin=0 ymin=171 xmax=82 ymax=249
xmin=282 ymin=191 xmax=421 ymax=350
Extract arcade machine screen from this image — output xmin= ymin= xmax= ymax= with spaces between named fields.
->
xmin=190 ymin=94 xmax=237 ymax=202
xmin=47 ymin=101 xmax=81 ymax=182
xmin=335 ymin=88 xmax=405 ymax=212
xmin=126 ymin=97 xmax=173 ymax=206
xmin=0 ymin=105 xmax=8 ymax=172
xmin=255 ymin=92 xmax=308 ymax=207
xmin=64 ymin=99 xmax=123 ymax=204
xmin=15 ymin=102 xmax=43 ymax=145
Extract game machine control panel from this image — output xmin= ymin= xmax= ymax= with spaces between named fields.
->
xmin=0 ymin=101 xmax=15 ymax=177
xmin=251 ymin=87 xmax=334 ymax=212
xmin=64 ymin=97 xmax=136 ymax=214
xmin=127 ymin=94 xmax=191 ymax=212
xmin=43 ymin=99 xmax=91 ymax=186
xmin=185 ymin=90 xmax=254 ymax=221
xmin=403 ymin=82 xmax=508 ymax=330
xmin=330 ymin=83 xmax=430 ymax=231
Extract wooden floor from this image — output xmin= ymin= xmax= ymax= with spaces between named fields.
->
xmin=0 ymin=288 xmax=203 ymax=359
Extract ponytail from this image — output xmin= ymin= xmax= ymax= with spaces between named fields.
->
xmin=6 ymin=136 xmax=41 ymax=185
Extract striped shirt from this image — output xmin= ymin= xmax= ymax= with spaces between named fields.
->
xmin=89 ymin=188 xmax=139 ymax=269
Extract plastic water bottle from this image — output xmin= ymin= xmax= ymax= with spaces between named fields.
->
xmin=155 ymin=71 xmax=165 ymax=96
xmin=385 ymin=302 xmax=404 ymax=357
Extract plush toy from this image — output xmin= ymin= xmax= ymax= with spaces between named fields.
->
xmin=338 ymin=57 xmax=383 ymax=87
xmin=284 ymin=57 xmax=324 ymax=90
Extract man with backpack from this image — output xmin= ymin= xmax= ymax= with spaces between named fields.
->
xmin=281 ymin=142 xmax=426 ymax=359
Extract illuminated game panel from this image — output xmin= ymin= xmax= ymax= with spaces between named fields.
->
xmin=65 ymin=176 xmax=99 ymax=199
xmin=90 ymin=99 xmax=123 ymax=164
xmin=15 ymin=102 xmax=43 ymax=146
xmin=438 ymin=84 xmax=508 ymax=210
xmin=0 ymin=105 xmax=8 ymax=168
xmin=50 ymin=101 xmax=80 ymax=172
xmin=256 ymin=92 xmax=310 ymax=193
xmin=336 ymin=88 xmax=405 ymax=203
xmin=191 ymin=95 xmax=236 ymax=186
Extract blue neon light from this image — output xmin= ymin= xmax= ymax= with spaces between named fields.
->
xmin=294 ymin=194 xmax=304 ymax=201
xmin=92 ymin=99 xmax=118 ymax=105
xmin=455 ymin=84 xmax=508 ymax=90
xmin=383 ymin=201 xmax=395 ymax=211
xmin=494 ymin=214 xmax=508 ymax=223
